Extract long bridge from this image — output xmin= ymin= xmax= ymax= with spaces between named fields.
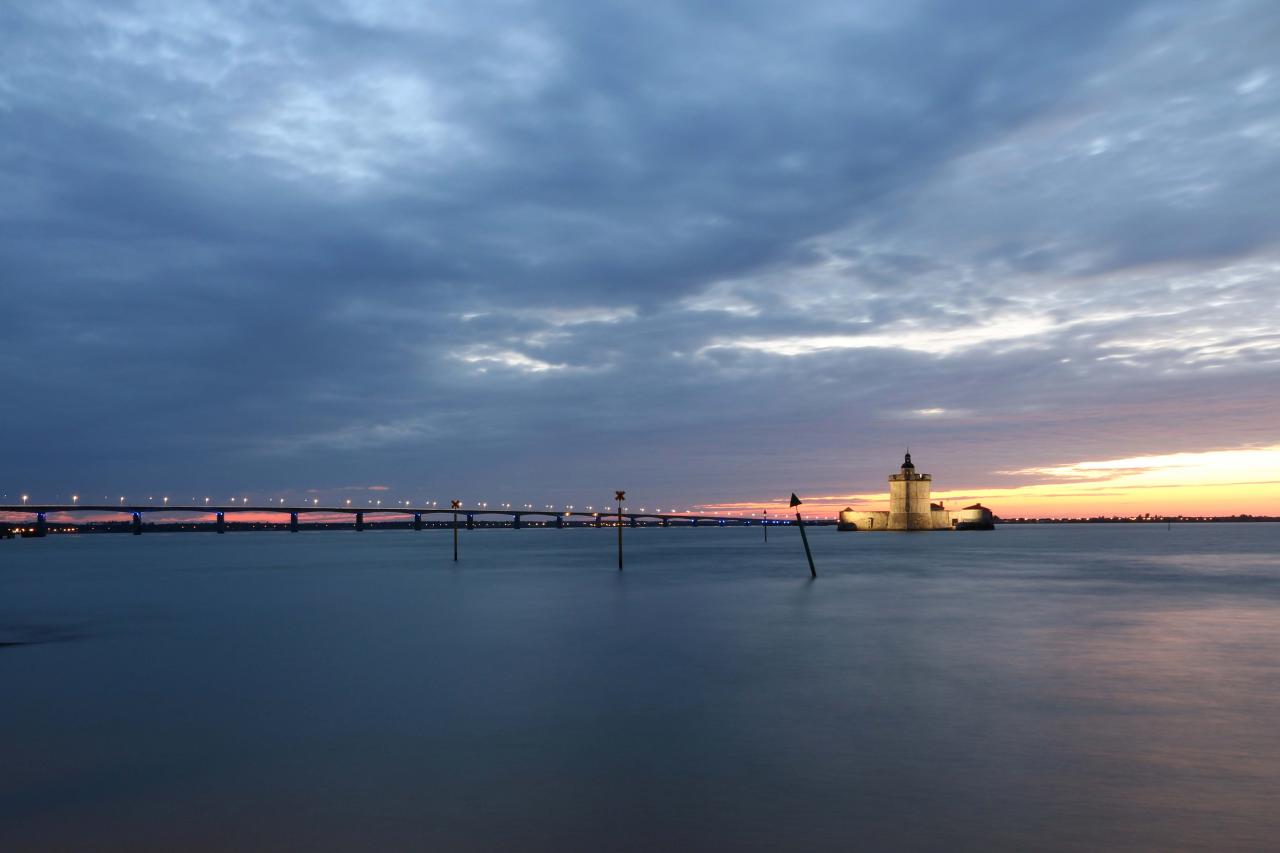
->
xmin=0 ymin=503 xmax=781 ymax=537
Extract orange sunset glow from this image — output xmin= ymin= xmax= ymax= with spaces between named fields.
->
xmin=703 ymin=445 xmax=1280 ymax=519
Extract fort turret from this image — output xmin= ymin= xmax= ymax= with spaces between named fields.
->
xmin=887 ymin=452 xmax=934 ymax=530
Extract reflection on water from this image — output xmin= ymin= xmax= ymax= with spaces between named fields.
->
xmin=2 ymin=525 xmax=1278 ymax=851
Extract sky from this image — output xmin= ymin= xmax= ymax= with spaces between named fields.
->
xmin=2 ymin=0 xmax=1279 ymax=518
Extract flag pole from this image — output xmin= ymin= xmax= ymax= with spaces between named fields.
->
xmin=451 ymin=499 xmax=461 ymax=562
xmin=615 ymin=491 xmax=626 ymax=570
xmin=791 ymin=493 xmax=816 ymax=578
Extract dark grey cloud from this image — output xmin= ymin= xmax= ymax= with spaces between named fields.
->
xmin=2 ymin=0 xmax=1278 ymax=509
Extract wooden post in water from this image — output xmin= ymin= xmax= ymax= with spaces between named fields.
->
xmin=616 ymin=490 xmax=625 ymax=570
xmin=791 ymin=493 xmax=816 ymax=578
xmin=763 ymin=508 xmax=768 ymax=543
xmin=451 ymin=499 xmax=461 ymax=562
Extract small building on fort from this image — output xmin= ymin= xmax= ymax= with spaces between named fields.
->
xmin=838 ymin=453 xmax=995 ymax=531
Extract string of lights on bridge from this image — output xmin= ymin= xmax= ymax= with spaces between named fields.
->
xmin=5 ymin=492 xmax=839 ymax=519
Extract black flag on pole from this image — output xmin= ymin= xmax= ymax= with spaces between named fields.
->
xmin=790 ymin=493 xmax=802 ymax=507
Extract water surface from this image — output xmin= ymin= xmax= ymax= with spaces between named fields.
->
xmin=3 ymin=525 xmax=1279 ymax=851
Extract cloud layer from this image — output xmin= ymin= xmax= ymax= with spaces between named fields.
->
xmin=2 ymin=0 xmax=1278 ymax=513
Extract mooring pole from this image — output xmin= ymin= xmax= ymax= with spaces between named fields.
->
xmin=451 ymin=499 xmax=461 ymax=562
xmin=763 ymin=508 xmax=768 ymax=543
xmin=791 ymin=493 xmax=816 ymax=578
xmin=615 ymin=490 xmax=625 ymax=570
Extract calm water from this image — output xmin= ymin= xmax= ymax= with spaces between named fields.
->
xmin=3 ymin=525 xmax=1279 ymax=851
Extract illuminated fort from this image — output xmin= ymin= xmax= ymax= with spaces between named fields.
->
xmin=837 ymin=453 xmax=995 ymax=531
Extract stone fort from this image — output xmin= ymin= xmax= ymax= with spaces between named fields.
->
xmin=837 ymin=453 xmax=995 ymax=531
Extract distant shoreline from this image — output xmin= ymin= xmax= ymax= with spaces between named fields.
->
xmin=997 ymin=516 xmax=1279 ymax=524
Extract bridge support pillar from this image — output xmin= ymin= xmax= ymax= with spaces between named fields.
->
xmin=216 ymin=512 xmax=226 ymax=534
xmin=289 ymin=512 xmax=299 ymax=533
xmin=555 ymin=514 xmax=563 ymax=529
xmin=132 ymin=512 xmax=143 ymax=535
xmin=413 ymin=513 xmax=423 ymax=531
xmin=513 ymin=514 xmax=521 ymax=530
xmin=466 ymin=514 xmax=475 ymax=530
xmin=35 ymin=512 xmax=47 ymax=538
xmin=629 ymin=516 xmax=637 ymax=528
xmin=355 ymin=512 xmax=365 ymax=532
xmin=692 ymin=517 xmax=699 ymax=527
xmin=663 ymin=517 xmax=670 ymax=527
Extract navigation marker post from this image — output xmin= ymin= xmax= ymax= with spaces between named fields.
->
xmin=616 ymin=491 xmax=625 ymax=571
xmin=451 ymin=500 xmax=461 ymax=562
xmin=763 ymin=508 xmax=768 ymax=543
xmin=791 ymin=493 xmax=816 ymax=578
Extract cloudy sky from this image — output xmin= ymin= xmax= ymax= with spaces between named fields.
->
xmin=3 ymin=0 xmax=1278 ymax=516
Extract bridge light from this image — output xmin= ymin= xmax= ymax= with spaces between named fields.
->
xmin=21 ymin=494 xmax=28 ymax=505
xmin=72 ymin=495 xmax=79 ymax=504
xmin=346 ymin=499 xmax=352 ymax=506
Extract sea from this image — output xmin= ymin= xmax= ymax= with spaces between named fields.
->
xmin=3 ymin=524 xmax=1279 ymax=852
